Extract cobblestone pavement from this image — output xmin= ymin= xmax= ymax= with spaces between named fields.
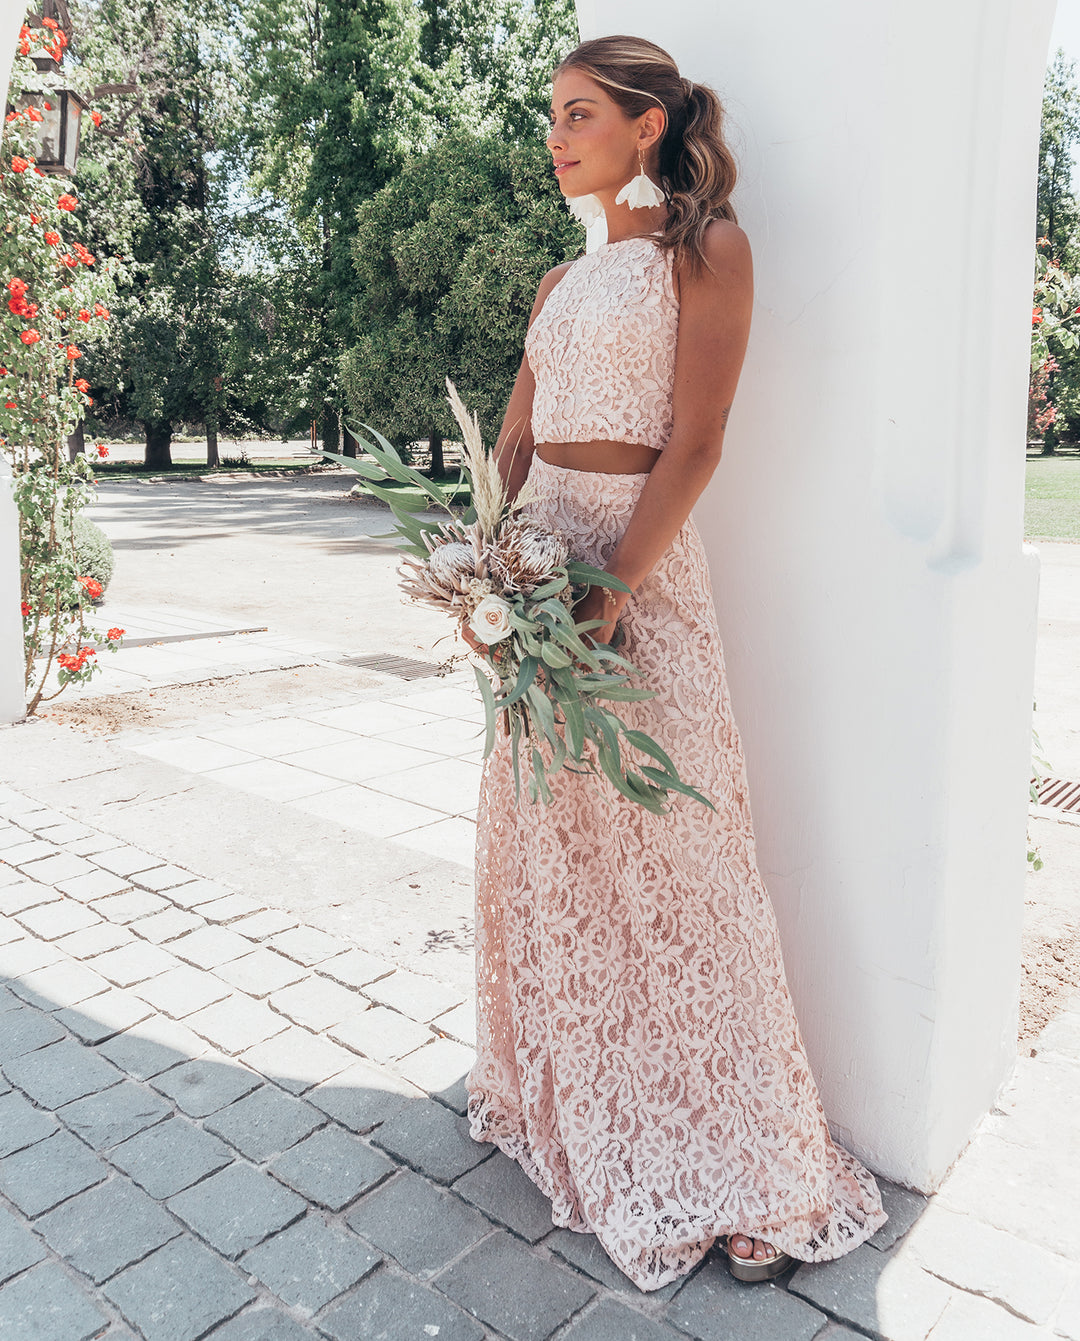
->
xmin=1 ymin=776 xmax=1079 ymax=1340
xmin=4 ymin=560 xmax=1080 ymax=1341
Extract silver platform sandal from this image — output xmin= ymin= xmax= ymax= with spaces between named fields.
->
xmin=724 ymin=1235 xmax=795 ymax=1282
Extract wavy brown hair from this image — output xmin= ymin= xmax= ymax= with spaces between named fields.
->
xmin=554 ymin=35 xmax=738 ymax=273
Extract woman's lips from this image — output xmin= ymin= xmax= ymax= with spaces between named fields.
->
xmin=553 ymin=161 xmax=579 ymax=176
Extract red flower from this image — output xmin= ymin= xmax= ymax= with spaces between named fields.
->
xmin=94 ymin=304 xmax=109 ymax=320
xmin=91 ymin=110 xmax=102 ymax=127
xmin=57 ymin=647 xmax=95 ymax=672
xmin=96 ymin=443 xmax=108 ymax=459
xmin=43 ymin=102 xmax=51 ymax=112
xmin=106 ymin=627 xmax=124 ymax=640
xmin=27 ymin=107 xmax=42 ymax=123
xmin=10 ymin=157 xmax=28 ymax=174
xmin=1033 ymin=308 xmax=1043 ymax=325
xmin=76 ymin=576 xmax=103 ymax=599
xmin=5 ymin=401 xmax=16 ymax=410
xmin=7 ymin=278 xmax=27 ymax=299
xmin=57 ymin=194 xmax=78 ymax=211
xmin=8 ymin=297 xmax=26 ymax=316
xmin=75 ymin=377 xmax=90 ymax=392
xmin=74 ymin=243 xmax=95 ymax=265
xmin=19 ymin=330 xmax=40 ymax=345
xmin=42 ymin=17 xmax=58 ymax=30
xmin=60 ymin=254 xmax=78 ymax=268
xmin=21 ymin=602 xmax=30 ymax=617
xmin=5 ymin=112 xmax=16 ymax=124
xmin=17 ymin=37 xmax=28 ymax=55
xmin=29 ymin=213 xmax=39 ymax=224
xmin=43 ymin=231 xmax=59 ymax=245
xmin=77 ymin=309 xmax=91 ymax=322
xmin=65 ymin=344 xmax=81 ymax=360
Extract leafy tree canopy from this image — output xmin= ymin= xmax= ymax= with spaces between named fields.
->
xmin=340 ymin=132 xmax=580 ymax=458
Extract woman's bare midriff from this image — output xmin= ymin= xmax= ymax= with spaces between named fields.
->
xmin=535 ymin=440 xmax=661 ymax=475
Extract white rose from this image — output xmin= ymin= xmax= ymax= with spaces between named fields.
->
xmin=468 ymin=594 xmax=513 ymax=644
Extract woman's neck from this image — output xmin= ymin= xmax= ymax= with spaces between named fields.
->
xmin=599 ymin=197 xmax=670 ymax=244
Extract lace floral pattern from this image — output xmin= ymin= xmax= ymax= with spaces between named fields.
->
xmin=525 ymin=237 xmax=678 ymax=452
xmin=466 ymin=457 xmax=888 ymax=1292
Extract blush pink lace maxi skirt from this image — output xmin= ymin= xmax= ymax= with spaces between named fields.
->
xmin=465 ymin=456 xmax=887 ymax=1292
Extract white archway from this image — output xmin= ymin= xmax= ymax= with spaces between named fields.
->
xmin=575 ymin=0 xmax=1053 ymax=1189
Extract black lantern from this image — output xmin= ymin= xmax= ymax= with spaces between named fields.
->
xmin=12 ymin=3 xmax=85 ymax=177
xmin=15 ymin=86 xmax=87 ymax=176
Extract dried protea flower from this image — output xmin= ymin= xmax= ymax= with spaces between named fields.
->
xmin=487 ymin=518 xmax=569 ymax=594
xmin=427 ymin=541 xmax=475 ymax=586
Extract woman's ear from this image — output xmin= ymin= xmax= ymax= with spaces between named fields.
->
xmin=637 ymin=106 xmax=667 ymax=156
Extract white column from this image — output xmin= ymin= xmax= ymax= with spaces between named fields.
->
xmin=1 ymin=0 xmax=28 ymax=724
xmin=575 ymin=0 xmax=1050 ymax=1190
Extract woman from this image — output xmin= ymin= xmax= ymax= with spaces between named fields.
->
xmin=464 ymin=34 xmax=888 ymax=1292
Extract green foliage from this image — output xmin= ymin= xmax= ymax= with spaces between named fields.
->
xmin=1032 ymin=52 xmax=1080 ymax=449
xmin=70 ymin=0 xmax=272 ymax=464
xmin=1039 ymin=50 xmax=1080 ymax=270
xmin=340 ymin=133 xmax=580 ymax=450
xmin=72 ymin=513 xmax=114 ymax=592
xmin=239 ymin=0 xmax=578 ymax=445
xmin=2 ymin=18 xmax=124 ymax=713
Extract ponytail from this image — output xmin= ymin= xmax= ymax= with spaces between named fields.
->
xmin=554 ymin=37 xmax=739 ymax=274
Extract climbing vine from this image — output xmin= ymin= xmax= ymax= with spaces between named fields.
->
xmin=2 ymin=17 xmax=125 ymax=713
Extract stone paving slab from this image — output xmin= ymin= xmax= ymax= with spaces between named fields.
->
xmin=1 ymin=785 xmax=1079 ymax=1340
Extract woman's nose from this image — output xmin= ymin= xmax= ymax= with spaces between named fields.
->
xmin=546 ymin=125 xmax=564 ymax=152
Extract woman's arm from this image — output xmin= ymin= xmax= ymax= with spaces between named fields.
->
xmin=580 ymin=220 xmax=754 ymax=642
xmin=493 ymin=261 xmax=574 ymax=502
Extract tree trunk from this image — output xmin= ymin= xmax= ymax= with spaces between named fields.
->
xmin=143 ymin=420 xmax=173 ymax=469
xmin=428 ymin=429 xmax=445 ymax=479
xmin=66 ymin=419 xmax=85 ymax=462
xmin=320 ymin=403 xmax=340 ymax=454
xmin=206 ymin=423 xmax=219 ymax=468
xmin=341 ymin=423 xmax=359 ymax=458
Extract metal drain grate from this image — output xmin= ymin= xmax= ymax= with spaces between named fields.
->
xmin=1032 ymin=775 xmax=1080 ymax=814
xmin=340 ymin=653 xmax=444 ymax=680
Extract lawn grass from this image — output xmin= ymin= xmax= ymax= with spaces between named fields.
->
xmin=1025 ymin=451 xmax=1080 ymax=541
xmin=92 ymin=459 xmax=329 ymax=482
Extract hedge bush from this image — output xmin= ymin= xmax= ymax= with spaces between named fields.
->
xmin=73 ymin=514 xmax=114 ymax=597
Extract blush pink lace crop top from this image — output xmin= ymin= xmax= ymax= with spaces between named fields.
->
xmin=524 ymin=235 xmax=679 ymax=452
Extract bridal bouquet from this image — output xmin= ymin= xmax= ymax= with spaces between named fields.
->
xmin=327 ymin=380 xmax=712 ymax=815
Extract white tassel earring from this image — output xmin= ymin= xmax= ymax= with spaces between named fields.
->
xmin=616 ymin=148 xmax=665 ymax=210
xmin=566 ymin=195 xmax=604 ymax=227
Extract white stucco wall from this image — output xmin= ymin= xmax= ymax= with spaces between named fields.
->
xmin=575 ymin=0 xmax=1050 ymax=1189
xmin=1 ymin=0 xmax=27 ymax=724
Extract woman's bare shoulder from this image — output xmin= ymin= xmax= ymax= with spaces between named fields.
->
xmin=700 ymin=218 xmax=753 ymax=280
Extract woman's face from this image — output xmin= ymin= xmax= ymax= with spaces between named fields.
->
xmin=546 ymin=70 xmax=656 ymax=200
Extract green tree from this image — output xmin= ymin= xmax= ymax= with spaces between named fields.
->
xmin=1035 ymin=48 xmax=1080 ymax=452
xmin=1038 ymin=49 xmax=1080 ymax=266
xmin=339 ymin=133 xmax=579 ymax=473
xmin=241 ymin=0 xmax=577 ymax=454
xmin=71 ymin=0 xmax=254 ymax=468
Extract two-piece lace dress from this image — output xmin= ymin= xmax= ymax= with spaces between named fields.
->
xmin=465 ymin=234 xmax=888 ymax=1291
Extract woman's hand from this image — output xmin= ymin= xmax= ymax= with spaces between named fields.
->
xmin=575 ymin=584 xmax=627 ymax=648
xmin=459 ymin=621 xmax=484 ymax=655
